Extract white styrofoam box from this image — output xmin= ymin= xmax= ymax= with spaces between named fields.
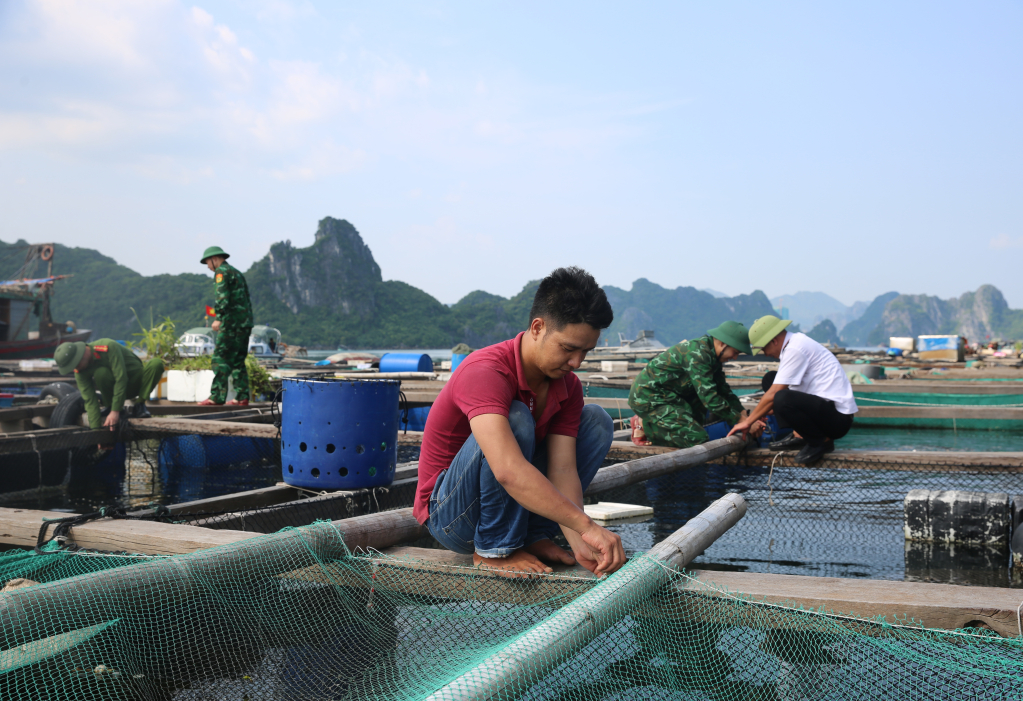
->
xmin=889 ymin=337 xmax=915 ymax=352
xmin=440 ymin=360 xmax=452 ymax=370
xmin=584 ymin=502 xmax=654 ymax=522
xmin=166 ymin=370 xmax=235 ymax=403
xmin=600 ymin=360 xmax=629 ymax=373
xmin=19 ymin=359 xmax=55 ymax=371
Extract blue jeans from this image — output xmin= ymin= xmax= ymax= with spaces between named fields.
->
xmin=428 ymin=401 xmax=614 ymax=558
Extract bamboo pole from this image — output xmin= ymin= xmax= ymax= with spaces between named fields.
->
xmin=422 ymin=493 xmax=747 ymax=701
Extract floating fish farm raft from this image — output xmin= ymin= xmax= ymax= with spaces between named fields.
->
xmin=1 ymin=352 xmax=1023 ymax=700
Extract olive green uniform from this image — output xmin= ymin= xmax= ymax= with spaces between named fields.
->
xmin=211 ymin=261 xmax=254 ymax=403
xmin=74 ymin=339 xmax=165 ymax=429
xmin=628 ymin=335 xmax=744 ymax=448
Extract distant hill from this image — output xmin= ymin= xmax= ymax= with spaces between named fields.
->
xmin=603 ymin=279 xmax=776 ymax=345
xmin=867 ymin=285 xmax=1023 ymax=345
xmin=807 ymin=319 xmax=840 ymax=345
xmin=771 ymin=291 xmax=852 ymax=330
xmin=0 ymin=218 xmax=780 ymax=350
xmin=839 ymin=291 xmax=900 ymax=346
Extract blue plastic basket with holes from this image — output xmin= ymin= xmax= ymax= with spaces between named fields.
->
xmin=280 ymin=377 xmax=400 ymax=489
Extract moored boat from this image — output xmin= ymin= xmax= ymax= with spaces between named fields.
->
xmin=0 ymin=244 xmax=90 ymax=359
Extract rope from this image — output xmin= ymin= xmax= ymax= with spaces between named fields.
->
xmin=611 ymin=396 xmax=625 ymax=425
xmin=766 ymin=450 xmax=788 ymax=507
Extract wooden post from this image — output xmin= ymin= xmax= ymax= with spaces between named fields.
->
xmin=422 ymin=493 xmax=747 ymax=701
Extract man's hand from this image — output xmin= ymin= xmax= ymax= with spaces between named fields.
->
xmin=211 ymin=320 xmax=221 ymax=332
xmin=748 ymin=420 xmax=766 ymax=439
xmin=102 ymin=410 xmax=120 ymax=430
xmin=727 ymin=418 xmax=754 ymax=439
xmin=579 ymin=522 xmax=626 ymax=576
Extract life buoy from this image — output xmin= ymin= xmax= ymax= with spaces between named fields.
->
xmin=40 ymin=245 xmax=54 ymax=261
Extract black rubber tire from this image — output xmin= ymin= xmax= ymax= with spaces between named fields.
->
xmin=49 ymin=391 xmax=88 ymax=429
xmin=39 ymin=382 xmax=79 ymax=403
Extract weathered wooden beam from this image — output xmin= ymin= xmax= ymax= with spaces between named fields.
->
xmin=132 ymin=484 xmax=300 ymax=518
xmin=0 ymin=426 xmax=116 ymax=455
xmin=0 ymin=401 xmax=272 ymax=427
xmin=126 ymin=417 xmax=279 ymax=439
xmin=0 ymin=507 xmax=252 ymax=553
xmin=679 ymin=570 xmax=1023 ymax=638
xmin=282 ymin=545 xmax=599 ymax=607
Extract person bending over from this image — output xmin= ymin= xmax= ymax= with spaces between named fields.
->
xmin=628 ymin=321 xmax=763 ymax=447
xmin=54 ymin=339 xmax=164 ymax=428
xmin=415 ymin=267 xmax=626 ymax=578
xmin=728 ymin=315 xmax=857 ymax=464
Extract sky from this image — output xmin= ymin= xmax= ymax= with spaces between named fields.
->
xmin=1 ymin=1 xmax=1021 ymax=308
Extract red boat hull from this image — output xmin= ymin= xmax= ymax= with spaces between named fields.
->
xmin=0 ymin=330 xmax=93 ymax=360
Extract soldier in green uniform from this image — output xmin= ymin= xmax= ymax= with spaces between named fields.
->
xmin=627 ymin=321 xmax=764 ymax=447
xmin=54 ymin=340 xmax=164 ymax=429
xmin=199 ymin=246 xmax=254 ymax=406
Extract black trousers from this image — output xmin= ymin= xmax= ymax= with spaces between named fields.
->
xmin=773 ymin=389 xmax=854 ymax=445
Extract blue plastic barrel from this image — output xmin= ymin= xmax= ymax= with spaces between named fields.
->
xmin=379 ymin=352 xmax=432 ymax=373
xmin=703 ymin=421 xmax=731 ymax=442
xmin=450 ymin=353 xmax=469 ymax=372
xmin=281 ymin=377 xmax=400 ymax=489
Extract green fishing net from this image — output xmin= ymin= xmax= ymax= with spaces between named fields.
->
xmin=1 ymin=521 xmax=1021 ymax=700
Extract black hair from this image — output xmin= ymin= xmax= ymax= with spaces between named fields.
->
xmin=529 ymin=267 xmax=614 ymax=331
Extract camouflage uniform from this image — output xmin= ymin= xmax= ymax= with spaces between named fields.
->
xmin=73 ymin=339 xmax=164 ymax=429
xmin=211 ymin=261 xmax=254 ymax=403
xmin=628 ymin=335 xmax=744 ymax=448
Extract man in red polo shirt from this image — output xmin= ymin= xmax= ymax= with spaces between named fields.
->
xmin=416 ymin=267 xmax=626 ymax=578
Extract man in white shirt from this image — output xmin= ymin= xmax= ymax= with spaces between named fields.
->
xmin=728 ymin=315 xmax=857 ymax=464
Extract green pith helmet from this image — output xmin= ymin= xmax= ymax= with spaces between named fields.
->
xmin=749 ymin=315 xmax=793 ymax=355
xmin=54 ymin=341 xmax=88 ymax=375
xmin=200 ymin=246 xmax=230 ymax=264
xmin=706 ymin=321 xmax=752 ymax=355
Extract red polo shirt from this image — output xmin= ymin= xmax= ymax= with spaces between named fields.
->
xmin=413 ymin=332 xmax=584 ymax=524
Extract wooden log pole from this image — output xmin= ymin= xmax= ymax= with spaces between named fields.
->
xmin=422 ymin=493 xmax=747 ymax=701
xmin=586 ymin=436 xmax=744 ymax=494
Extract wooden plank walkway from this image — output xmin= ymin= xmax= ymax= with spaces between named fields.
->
xmin=678 ymin=570 xmax=1023 ymax=638
xmin=283 ymin=545 xmax=1023 ymax=638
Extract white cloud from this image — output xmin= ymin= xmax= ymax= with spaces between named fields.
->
xmin=264 ymin=140 xmax=367 ymax=181
xmin=989 ymin=233 xmax=1023 ymax=249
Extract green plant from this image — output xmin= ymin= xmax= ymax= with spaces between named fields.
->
xmin=129 ymin=308 xmax=181 ymax=363
xmin=170 ymin=355 xmax=212 ymax=371
xmin=245 ymin=355 xmax=274 ymax=398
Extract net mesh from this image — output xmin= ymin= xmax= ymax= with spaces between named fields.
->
xmin=7 ymin=425 xmax=1023 ymax=587
xmin=1 ymin=521 xmax=1021 ymax=700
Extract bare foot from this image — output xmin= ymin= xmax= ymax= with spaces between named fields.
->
xmin=525 ymin=539 xmax=576 ymax=566
xmin=631 ymin=417 xmax=653 ymax=446
xmin=472 ymin=549 xmax=552 ymax=579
